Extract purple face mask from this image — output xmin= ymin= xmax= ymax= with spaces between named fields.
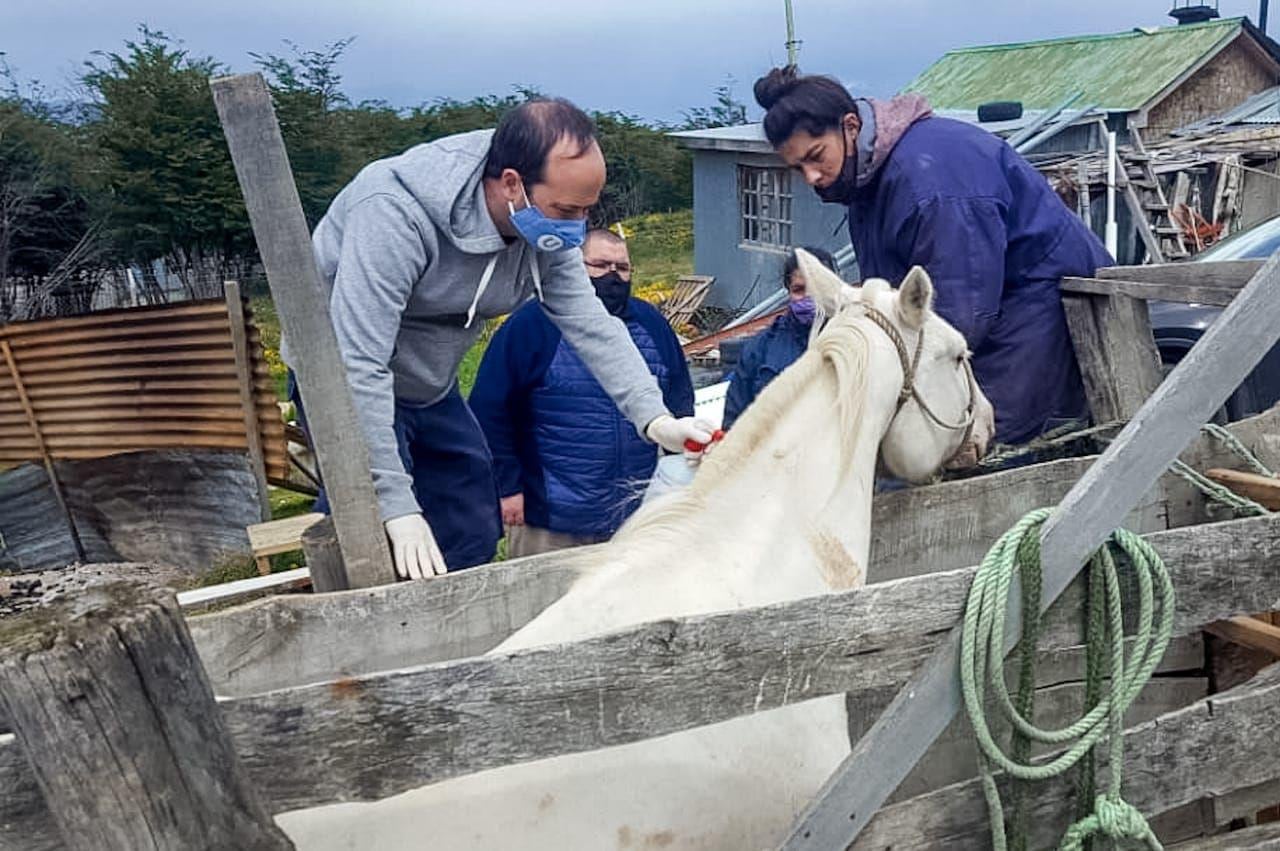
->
xmin=789 ymin=296 xmax=817 ymax=325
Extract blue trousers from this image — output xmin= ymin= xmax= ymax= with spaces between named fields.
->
xmin=289 ymin=374 xmax=502 ymax=569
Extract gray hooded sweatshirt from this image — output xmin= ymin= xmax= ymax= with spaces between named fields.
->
xmin=297 ymin=129 xmax=668 ymax=521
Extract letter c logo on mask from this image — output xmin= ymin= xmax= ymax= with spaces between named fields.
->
xmin=508 ymin=184 xmax=586 ymax=253
xmin=535 ymin=233 xmax=565 ymax=252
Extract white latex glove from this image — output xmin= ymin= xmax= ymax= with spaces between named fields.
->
xmin=645 ymin=414 xmax=716 ymax=461
xmin=384 ymin=513 xmax=447 ymax=580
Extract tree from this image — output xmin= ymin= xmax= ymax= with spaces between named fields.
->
xmin=82 ymin=27 xmax=253 ymax=300
xmin=253 ymin=38 xmax=358 ymax=226
xmin=681 ymin=76 xmax=750 ymax=130
xmin=0 ymin=59 xmax=105 ymax=321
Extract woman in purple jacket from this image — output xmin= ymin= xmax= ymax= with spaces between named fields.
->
xmin=753 ymin=66 xmax=1113 ymax=445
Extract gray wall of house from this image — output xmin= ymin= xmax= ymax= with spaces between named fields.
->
xmin=692 ymin=149 xmax=852 ymax=310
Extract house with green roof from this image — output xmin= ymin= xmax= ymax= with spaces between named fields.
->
xmin=673 ymin=14 xmax=1280 ymax=311
xmin=905 ymin=16 xmax=1280 ymax=138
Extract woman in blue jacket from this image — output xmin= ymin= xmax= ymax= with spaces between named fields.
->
xmin=753 ymin=66 xmax=1112 ymax=445
xmin=723 ymin=246 xmax=838 ymax=429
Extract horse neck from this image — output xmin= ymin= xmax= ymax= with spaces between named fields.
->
xmin=496 ymin=333 xmax=904 ymax=654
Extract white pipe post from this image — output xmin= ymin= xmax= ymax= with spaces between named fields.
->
xmin=1105 ymin=131 xmax=1119 ymax=258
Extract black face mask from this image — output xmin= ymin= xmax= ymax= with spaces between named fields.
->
xmin=815 ymin=123 xmax=859 ymax=205
xmin=590 ymin=271 xmax=632 ymax=317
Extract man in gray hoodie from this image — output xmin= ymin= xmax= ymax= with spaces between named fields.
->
xmin=289 ymin=98 xmax=712 ymax=579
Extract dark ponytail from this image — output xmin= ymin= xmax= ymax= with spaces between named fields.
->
xmin=753 ymin=66 xmax=857 ymax=147
xmin=783 ymin=245 xmax=839 ymax=289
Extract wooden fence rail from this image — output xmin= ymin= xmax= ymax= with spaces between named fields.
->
xmin=2 ymin=512 xmax=1278 ymax=846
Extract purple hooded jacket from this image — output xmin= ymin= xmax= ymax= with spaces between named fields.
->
xmin=844 ymin=105 xmax=1112 ymax=444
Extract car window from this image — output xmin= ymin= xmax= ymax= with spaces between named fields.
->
xmin=1198 ymin=216 xmax=1280 ymax=261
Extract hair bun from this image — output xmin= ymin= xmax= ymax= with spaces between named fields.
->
xmin=753 ymin=66 xmax=801 ymax=111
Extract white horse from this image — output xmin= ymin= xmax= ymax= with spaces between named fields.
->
xmin=278 ymin=252 xmax=995 ymax=850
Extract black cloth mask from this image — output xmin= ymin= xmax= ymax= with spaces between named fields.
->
xmin=590 ymin=271 xmax=632 ymax=317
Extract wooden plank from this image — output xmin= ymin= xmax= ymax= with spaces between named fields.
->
xmin=1062 ymin=276 xmax=1237 ymax=307
xmin=0 ymin=582 xmax=294 ymax=851
xmin=871 ymin=457 xmax=1165 ymax=583
xmin=300 ymin=515 xmax=347 ymax=592
xmin=1170 ymin=822 xmax=1280 ymax=850
xmin=1205 ymin=616 xmax=1280 ymax=657
xmin=190 ymin=545 xmax=598 ymax=697
xmin=0 ymin=514 xmax=1228 ymax=823
xmin=1205 ymin=468 xmax=1280 ymax=510
xmin=1097 ymin=260 xmax=1264 ymax=288
xmin=885 ymin=676 xmax=1208 ymax=804
xmin=0 ymin=340 xmax=84 ymax=561
xmin=177 ymin=568 xmax=312 ymax=611
xmin=225 ymin=281 xmax=271 ymax=523
xmin=1061 ymin=291 xmax=1163 ymax=423
xmin=850 ymin=665 xmax=1280 ymax=850
xmin=1211 ymin=778 xmax=1280 ymax=830
xmin=785 ymin=250 xmax=1280 ymax=850
xmin=247 ymin=512 xmax=325 ymax=557
xmin=211 ymin=73 xmax=393 ymax=590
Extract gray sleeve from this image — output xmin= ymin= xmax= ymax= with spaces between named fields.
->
xmin=325 ymin=194 xmax=428 ymax=521
xmin=537 ymin=249 xmax=669 ymax=434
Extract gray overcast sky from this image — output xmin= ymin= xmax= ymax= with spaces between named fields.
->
xmin=6 ymin=1 xmax=1272 ymax=123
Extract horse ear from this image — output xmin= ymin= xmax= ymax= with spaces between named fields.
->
xmin=795 ymin=249 xmax=848 ymax=317
xmin=896 ymin=266 xmax=934 ymax=330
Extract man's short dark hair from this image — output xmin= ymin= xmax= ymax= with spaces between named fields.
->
xmin=584 ymin=228 xmax=627 ymax=250
xmin=484 ymin=98 xmax=598 ymax=187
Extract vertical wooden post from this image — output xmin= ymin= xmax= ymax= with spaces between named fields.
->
xmin=1061 ymin=291 xmax=1163 ymax=423
xmin=210 ymin=73 xmax=394 ymax=589
xmin=301 ymin=515 xmax=347 ymax=593
xmin=1 ymin=338 xmax=85 ymax=562
xmin=224 ymin=281 xmax=273 ymax=524
xmin=0 ymin=579 xmax=294 ymax=850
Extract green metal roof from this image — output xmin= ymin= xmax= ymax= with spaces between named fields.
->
xmin=903 ymin=17 xmax=1246 ymax=111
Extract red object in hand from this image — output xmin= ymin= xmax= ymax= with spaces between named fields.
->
xmin=684 ymin=429 xmax=726 ymax=453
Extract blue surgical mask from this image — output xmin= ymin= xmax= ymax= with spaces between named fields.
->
xmin=508 ymin=186 xmax=586 ymax=252
xmin=790 ymin=296 xmax=817 ymax=325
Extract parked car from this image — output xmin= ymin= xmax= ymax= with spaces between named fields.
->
xmin=1148 ymin=215 xmax=1280 ymax=421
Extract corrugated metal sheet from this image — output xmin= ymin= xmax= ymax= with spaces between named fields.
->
xmin=0 ymin=299 xmax=286 ymax=480
xmin=1175 ymin=84 xmax=1280 ymax=131
xmin=904 ymin=17 xmax=1243 ymax=111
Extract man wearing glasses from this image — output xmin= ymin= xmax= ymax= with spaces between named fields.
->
xmin=471 ymin=228 xmax=695 ymax=558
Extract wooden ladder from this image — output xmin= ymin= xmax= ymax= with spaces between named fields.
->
xmin=1122 ymin=129 xmax=1189 ymax=262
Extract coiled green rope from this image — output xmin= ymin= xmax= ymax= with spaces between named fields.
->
xmin=960 ymin=508 xmax=1176 ymax=850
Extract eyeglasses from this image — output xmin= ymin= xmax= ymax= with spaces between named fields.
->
xmin=584 ymin=260 xmax=632 ymax=277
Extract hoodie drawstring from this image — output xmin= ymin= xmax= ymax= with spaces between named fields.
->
xmin=465 ymin=254 xmax=500 ymax=329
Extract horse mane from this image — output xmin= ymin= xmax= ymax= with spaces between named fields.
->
xmin=607 ymin=311 xmax=874 ymax=554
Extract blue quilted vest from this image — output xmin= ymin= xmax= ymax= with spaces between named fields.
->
xmin=527 ymin=315 xmax=670 ymax=536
